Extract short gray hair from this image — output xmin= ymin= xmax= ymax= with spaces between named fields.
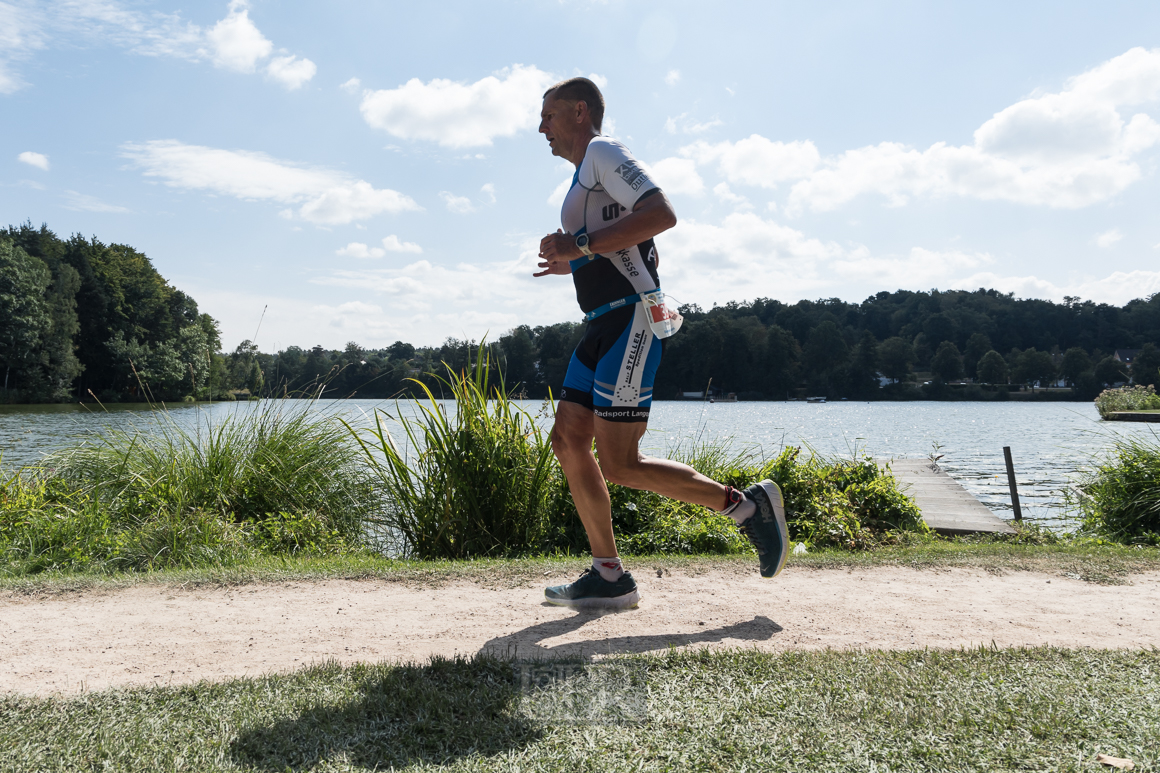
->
xmin=543 ymin=77 xmax=605 ymax=131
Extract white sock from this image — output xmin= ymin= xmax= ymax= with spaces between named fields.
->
xmin=593 ymin=556 xmax=624 ymax=582
xmin=723 ymin=494 xmax=756 ymax=525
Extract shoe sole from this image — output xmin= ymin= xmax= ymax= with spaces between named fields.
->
xmin=543 ymin=589 xmax=641 ymax=609
xmin=755 ymin=480 xmax=790 ymax=578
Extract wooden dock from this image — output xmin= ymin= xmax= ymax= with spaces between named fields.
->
xmin=1106 ymin=411 xmax=1160 ymax=423
xmin=888 ymin=459 xmax=1016 ymax=536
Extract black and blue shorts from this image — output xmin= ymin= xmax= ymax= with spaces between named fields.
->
xmin=559 ymin=303 xmax=663 ymax=423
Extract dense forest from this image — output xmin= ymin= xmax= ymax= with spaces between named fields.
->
xmin=2 ymin=222 xmax=1159 ymax=404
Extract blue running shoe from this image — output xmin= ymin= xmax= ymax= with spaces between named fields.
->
xmin=740 ymin=480 xmax=790 ymax=578
xmin=545 ymin=567 xmax=641 ymax=609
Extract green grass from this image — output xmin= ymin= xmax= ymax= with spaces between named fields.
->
xmin=3 ymin=647 xmax=1157 ymax=772
xmin=2 ymin=541 xmax=1157 ymax=596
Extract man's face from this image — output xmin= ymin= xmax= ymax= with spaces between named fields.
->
xmin=539 ymin=95 xmax=576 ymax=157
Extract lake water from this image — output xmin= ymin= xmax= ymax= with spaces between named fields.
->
xmin=2 ymin=399 xmax=1156 ymax=531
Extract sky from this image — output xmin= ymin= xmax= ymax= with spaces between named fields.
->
xmin=3 ymin=0 xmax=1160 ymax=352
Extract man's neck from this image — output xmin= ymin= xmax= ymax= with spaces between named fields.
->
xmin=566 ymin=130 xmax=600 ymax=168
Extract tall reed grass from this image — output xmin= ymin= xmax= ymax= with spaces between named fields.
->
xmin=0 ymin=402 xmax=375 ymax=572
xmin=346 ymin=352 xmax=560 ymax=559
xmin=1075 ymin=430 xmax=1160 ymax=544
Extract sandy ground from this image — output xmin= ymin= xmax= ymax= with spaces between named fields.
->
xmin=3 ymin=566 xmax=1159 ymax=696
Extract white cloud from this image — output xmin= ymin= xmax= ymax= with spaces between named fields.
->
xmin=651 ymin=212 xmax=1003 ymax=308
xmin=688 ymin=119 xmax=723 ymax=134
xmin=310 ymin=241 xmax=577 ymax=343
xmin=205 ymin=1 xmax=271 ymax=72
xmin=52 ymin=0 xmax=202 ymax=58
xmin=682 ymin=135 xmax=821 ymax=188
xmin=831 ymin=247 xmax=992 ymax=289
xmin=337 ymin=242 xmax=383 ymax=259
xmin=382 ymin=234 xmax=422 ymax=253
xmin=950 ymin=269 xmax=1160 ymax=306
xmin=340 ymin=77 xmax=361 ymax=94
xmin=0 ymin=1 xmax=45 ymax=94
xmin=17 ymin=151 xmax=49 ymax=171
xmin=62 ymin=190 xmax=130 ymax=213
xmin=481 ymin=183 xmax=497 ymax=204
xmin=3 ymin=1 xmax=314 ymax=92
xmin=647 ymin=157 xmax=703 ymax=196
xmin=336 ymin=235 xmax=423 ymax=259
xmin=266 ymin=54 xmax=316 ymax=90
xmin=440 ymin=191 xmax=475 ymax=214
xmin=665 ymin=69 xmax=680 ymax=86
xmin=122 ymin=140 xmax=420 ymax=224
xmin=359 ymin=64 xmax=556 ymax=148
xmin=775 ymin=47 xmax=1160 ymax=213
xmin=712 ymin=182 xmax=750 ymax=208
xmin=187 ymin=268 xmax=574 ymax=349
xmin=1095 ymin=228 xmax=1124 ymax=248
xmin=664 ymin=113 xmax=724 ymax=135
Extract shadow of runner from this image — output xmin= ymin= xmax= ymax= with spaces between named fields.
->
xmin=480 ymin=611 xmax=783 ymax=659
xmin=230 ymin=656 xmax=539 ymax=772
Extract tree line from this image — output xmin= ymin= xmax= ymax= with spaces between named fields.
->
xmin=1 ymin=223 xmax=220 ymax=403
xmin=3 ymin=223 xmax=1159 ymax=403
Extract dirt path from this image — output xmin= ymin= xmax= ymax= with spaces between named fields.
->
xmin=4 ymin=566 xmax=1159 ymax=696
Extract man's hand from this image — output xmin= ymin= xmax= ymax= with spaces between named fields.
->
xmin=534 ymin=229 xmax=580 ymax=277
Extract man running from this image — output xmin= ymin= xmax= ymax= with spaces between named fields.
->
xmin=534 ymin=77 xmax=789 ymax=609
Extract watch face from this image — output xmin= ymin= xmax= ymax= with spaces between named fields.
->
xmin=577 ymin=234 xmax=589 ymax=248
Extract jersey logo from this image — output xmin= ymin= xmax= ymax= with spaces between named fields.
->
xmin=613 ymin=161 xmax=648 ymax=191
xmin=602 ymin=203 xmax=622 ymax=221
xmin=616 ymin=248 xmax=640 ymax=277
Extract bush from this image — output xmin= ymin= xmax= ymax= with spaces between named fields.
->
xmin=547 ymin=443 xmax=925 ymax=556
xmin=1094 ymin=384 xmax=1160 ymax=418
xmin=758 ymin=448 xmax=926 ymax=550
xmin=1075 ymin=432 xmax=1160 ymax=544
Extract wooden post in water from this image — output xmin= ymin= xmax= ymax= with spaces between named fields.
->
xmin=1003 ymin=446 xmax=1022 ymax=521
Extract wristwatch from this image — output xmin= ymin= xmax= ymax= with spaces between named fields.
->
xmin=575 ymin=233 xmax=594 ymax=257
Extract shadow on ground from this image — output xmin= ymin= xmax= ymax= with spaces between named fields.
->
xmin=231 ymin=616 xmax=780 ymax=770
xmin=480 ymin=610 xmax=782 ymax=658
xmin=230 ymin=656 xmax=539 ymax=771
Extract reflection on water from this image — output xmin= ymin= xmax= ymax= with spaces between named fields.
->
xmin=3 ymin=399 xmax=1155 ymax=531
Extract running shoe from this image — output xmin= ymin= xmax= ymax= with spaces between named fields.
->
xmin=544 ymin=567 xmax=641 ymax=609
xmin=740 ymin=479 xmax=790 ymax=578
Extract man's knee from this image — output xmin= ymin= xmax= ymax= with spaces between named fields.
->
xmin=550 ymin=409 xmax=592 ymax=463
xmin=599 ymin=455 xmax=645 ymax=488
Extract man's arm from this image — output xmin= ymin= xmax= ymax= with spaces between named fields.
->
xmin=535 ymin=191 xmax=676 ymax=275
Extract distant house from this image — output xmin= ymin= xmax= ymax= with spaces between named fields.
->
xmin=1114 ymin=349 xmax=1142 ymax=364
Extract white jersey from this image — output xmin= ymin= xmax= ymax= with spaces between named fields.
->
xmin=560 ymin=136 xmax=662 ymax=314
